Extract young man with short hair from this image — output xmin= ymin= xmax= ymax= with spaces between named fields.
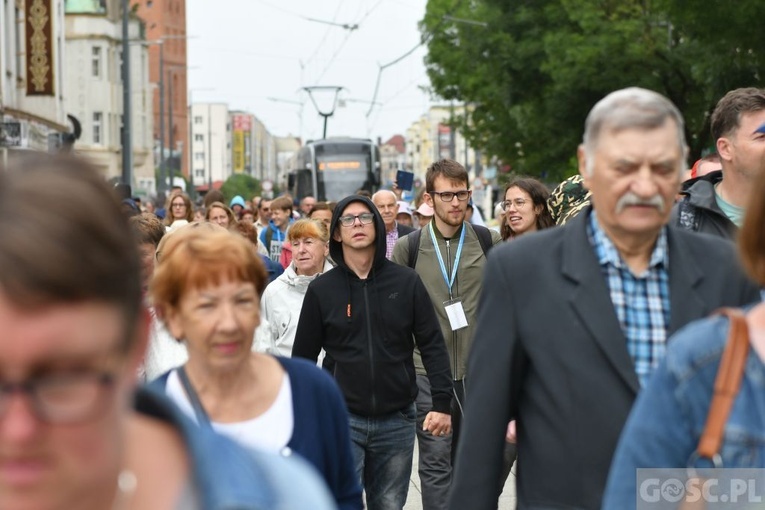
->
xmin=293 ymin=195 xmax=453 ymax=510
xmin=391 ymin=159 xmax=501 ymax=510
xmin=673 ymin=87 xmax=765 ymax=239
xmin=259 ymin=196 xmax=293 ymax=263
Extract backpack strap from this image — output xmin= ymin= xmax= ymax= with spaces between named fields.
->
xmin=471 ymin=224 xmax=494 ymax=257
xmin=408 ymin=223 xmax=493 ymax=269
xmin=407 ymin=229 xmax=422 ymax=268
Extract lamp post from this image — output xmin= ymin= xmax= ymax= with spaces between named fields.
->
xmin=165 ymin=64 xmax=199 ymax=192
xmin=158 ymin=40 xmax=165 ymax=193
xmin=121 ymin=0 xmax=132 ymax=186
xmin=141 ymin=35 xmax=190 ymax=194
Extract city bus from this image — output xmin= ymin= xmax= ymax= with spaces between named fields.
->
xmin=288 ymin=137 xmax=381 ymax=202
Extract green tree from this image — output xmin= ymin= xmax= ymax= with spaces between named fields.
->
xmin=221 ymin=174 xmax=261 ymax=204
xmin=422 ymin=0 xmax=765 ymax=181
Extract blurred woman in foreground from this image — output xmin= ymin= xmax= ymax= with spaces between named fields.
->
xmin=150 ymin=226 xmax=362 ymax=510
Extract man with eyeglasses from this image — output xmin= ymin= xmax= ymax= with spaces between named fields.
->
xmin=391 ymin=159 xmax=501 ymax=510
xmin=0 ymin=154 xmax=337 ymax=510
xmin=293 ymin=194 xmax=453 ymax=510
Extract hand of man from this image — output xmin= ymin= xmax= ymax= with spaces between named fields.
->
xmin=391 ymin=182 xmax=403 ymax=200
xmin=506 ymin=420 xmax=517 ymax=444
xmin=423 ymin=411 xmax=452 ymax=437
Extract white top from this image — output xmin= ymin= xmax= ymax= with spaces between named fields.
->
xmin=142 ymin=310 xmax=188 ymax=381
xmin=165 ymin=369 xmax=294 ymax=454
xmin=257 ymin=260 xmax=334 ymax=359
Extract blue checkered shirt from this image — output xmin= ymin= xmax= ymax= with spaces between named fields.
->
xmin=587 ymin=211 xmax=670 ymax=387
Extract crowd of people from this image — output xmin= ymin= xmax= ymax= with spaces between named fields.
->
xmin=0 ymin=85 xmax=764 ymax=510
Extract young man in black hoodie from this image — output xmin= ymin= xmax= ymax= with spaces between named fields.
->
xmin=292 ymin=195 xmax=453 ymax=510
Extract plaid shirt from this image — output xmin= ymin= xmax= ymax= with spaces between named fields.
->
xmin=587 ymin=211 xmax=670 ymax=387
xmin=385 ymin=224 xmax=399 ymax=259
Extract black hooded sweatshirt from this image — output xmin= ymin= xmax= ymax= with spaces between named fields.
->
xmin=292 ymin=195 xmax=453 ymax=417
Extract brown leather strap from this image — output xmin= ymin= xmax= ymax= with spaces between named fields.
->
xmin=695 ymin=308 xmax=750 ymax=461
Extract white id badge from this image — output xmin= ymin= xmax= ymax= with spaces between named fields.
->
xmin=444 ymin=299 xmax=469 ymax=331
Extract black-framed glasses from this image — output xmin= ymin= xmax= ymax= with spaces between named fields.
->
xmin=430 ymin=190 xmax=471 ymax=202
xmin=338 ymin=213 xmax=375 ymax=227
xmin=0 ymin=372 xmax=116 ymax=424
xmin=501 ymin=198 xmax=529 ymax=211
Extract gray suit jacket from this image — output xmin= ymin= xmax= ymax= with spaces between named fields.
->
xmin=448 ymin=208 xmax=760 ymax=510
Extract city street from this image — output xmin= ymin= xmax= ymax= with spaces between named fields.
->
xmin=402 ymin=443 xmax=517 ymax=510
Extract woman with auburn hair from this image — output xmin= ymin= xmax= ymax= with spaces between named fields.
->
xmin=150 ymin=226 xmax=361 ymax=510
xmin=205 ymin=201 xmax=237 ymax=230
xmin=258 ymin=219 xmax=333 ymax=357
xmin=164 ymin=191 xmax=194 ymax=230
xmin=602 ymin=166 xmax=765 ymax=508
xmin=500 ymin=177 xmax=555 ymax=241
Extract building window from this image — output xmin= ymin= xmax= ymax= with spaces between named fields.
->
xmin=195 ymin=169 xmax=204 ymax=178
xmin=194 ymin=116 xmax=203 ymax=124
xmin=92 ymin=47 xmax=102 ymax=78
xmin=194 ymin=152 xmax=204 ymax=161
xmin=93 ymin=112 xmax=103 ymax=144
xmin=194 ymin=134 xmax=203 ymax=141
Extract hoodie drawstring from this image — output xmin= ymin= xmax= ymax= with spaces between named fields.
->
xmin=345 ymin=272 xmax=352 ymax=322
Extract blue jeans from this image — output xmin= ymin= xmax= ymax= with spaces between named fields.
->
xmin=348 ymin=403 xmax=416 ymax=510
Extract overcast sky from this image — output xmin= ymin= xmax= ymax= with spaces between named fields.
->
xmin=186 ymin=0 xmax=432 ymax=143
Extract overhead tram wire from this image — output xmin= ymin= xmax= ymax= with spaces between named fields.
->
xmin=314 ymin=0 xmax=385 ymax=83
xmin=365 ymin=0 xmax=465 ymax=118
xmin=304 ymin=0 xmax=350 ymax=70
xmin=367 ymin=73 xmax=426 ymax=133
xmin=253 ymin=0 xmax=359 ymax=73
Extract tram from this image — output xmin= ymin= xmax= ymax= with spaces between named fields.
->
xmin=288 ymin=137 xmax=381 ymax=202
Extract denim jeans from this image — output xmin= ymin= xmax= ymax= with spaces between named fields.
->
xmin=348 ymin=403 xmax=416 ymax=510
xmin=414 ymin=374 xmax=452 ymax=510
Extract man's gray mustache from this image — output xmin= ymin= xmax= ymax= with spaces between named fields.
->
xmin=615 ymin=192 xmax=665 ymax=214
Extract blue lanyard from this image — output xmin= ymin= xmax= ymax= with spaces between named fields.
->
xmin=428 ymin=222 xmax=465 ymax=293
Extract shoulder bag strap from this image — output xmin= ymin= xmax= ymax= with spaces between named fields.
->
xmin=177 ymin=366 xmax=213 ymax=430
xmin=693 ymin=308 xmax=750 ymax=464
